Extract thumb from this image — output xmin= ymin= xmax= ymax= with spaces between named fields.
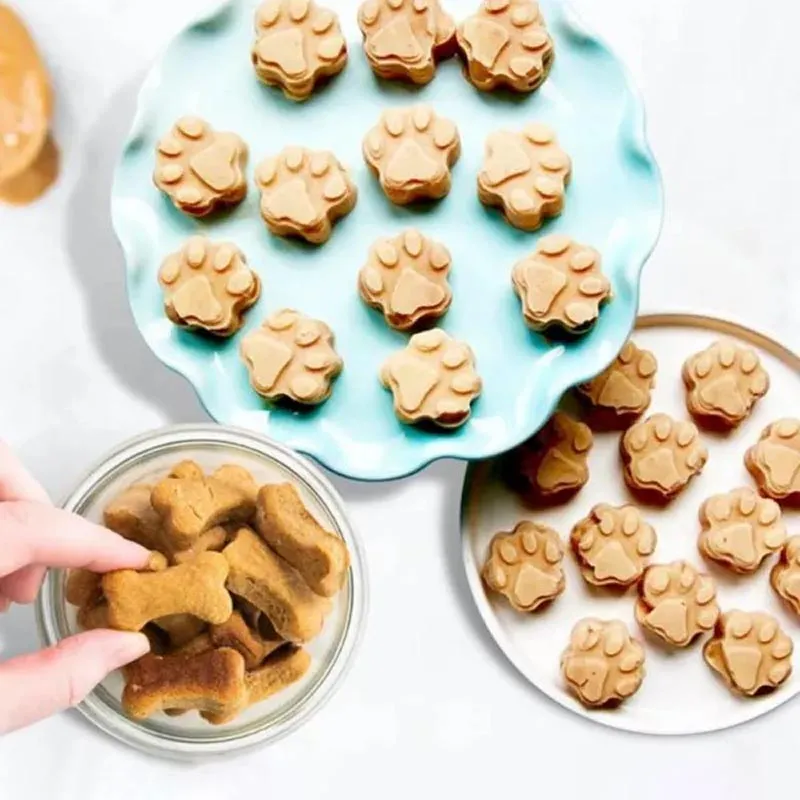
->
xmin=0 ymin=629 xmax=149 ymax=734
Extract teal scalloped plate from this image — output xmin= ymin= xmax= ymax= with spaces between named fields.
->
xmin=111 ymin=0 xmax=662 ymax=482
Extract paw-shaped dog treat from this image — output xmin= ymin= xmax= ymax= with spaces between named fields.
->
xmin=635 ymin=561 xmax=719 ymax=647
xmin=576 ymin=340 xmax=657 ymax=429
xmin=252 ymin=0 xmax=347 ymax=101
xmin=511 ymin=235 xmax=610 ymax=335
xmin=506 ymin=411 xmax=592 ymax=504
xmin=704 ymin=610 xmax=793 ymax=697
xmin=745 ymin=418 xmax=800 ymax=504
xmin=683 ymin=340 xmax=769 ymax=429
xmin=241 ymin=309 xmax=343 ymax=405
xmin=158 ymin=237 xmax=260 ymax=337
xmin=358 ymin=0 xmax=456 ymax=84
xmin=698 ymin=487 xmax=786 ymax=574
xmin=379 ymin=328 xmax=482 ymax=428
xmin=154 ymin=117 xmax=248 ymax=217
xmin=358 ymin=229 xmax=452 ymax=330
xmin=456 ymin=0 xmax=554 ymax=93
xmin=256 ymin=146 xmax=357 ymax=244
xmin=771 ymin=536 xmax=800 ymax=616
xmin=363 ymin=105 xmax=460 ymax=205
xmin=621 ymin=413 xmax=707 ymax=502
xmin=478 ymin=124 xmax=571 ymax=231
xmin=570 ymin=504 xmax=656 ymax=589
xmin=561 ymin=618 xmax=645 ymax=708
xmin=482 ymin=521 xmax=565 ymax=612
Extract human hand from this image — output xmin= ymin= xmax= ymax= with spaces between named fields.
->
xmin=0 ymin=442 xmax=152 ymax=734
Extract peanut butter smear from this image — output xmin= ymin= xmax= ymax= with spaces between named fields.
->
xmin=0 ymin=5 xmax=58 ymax=204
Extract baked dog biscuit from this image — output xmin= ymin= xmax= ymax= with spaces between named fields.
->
xmin=357 ymin=0 xmax=456 ymax=84
xmin=169 ymin=526 xmax=229 ymax=565
xmin=158 ymin=237 xmax=260 ymax=337
xmin=154 ymin=116 xmax=248 ymax=217
xmin=153 ymin=614 xmax=207 ymax=649
xmin=482 ymin=521 xmax=565 ymax=612
xmin=771 ymin=536 xmax=800 ymax=615
xmin=380 ymin=329 xmax=482 ymax=428
xmin=103 ymin=482 xmax=164 ymax=551
xmin=256 ymin=146 xmax=357 ymax=244
xmin=223 ymin=527 xmax=329 ymax=643
xmin=621 ymin=413 xmax=707 ymax=502
xmin=571 ymin=504 xmax=656 ymax=589
xmin=745 ymin=418 xmax=800 ymax=504
xmin=65 ymin=569 xmax=103 ymax=609
xmin=635 ymin=561 xmax=719 ymax=647
xmin=478 ymin=124 xmax=571 ymax=231
xmin=457 ymin=0 xmax=554 ymax=93
xmin=698 ymin=487 xmax=786 ymax=574
xmin=256 ymin=483 xmax=349 ymax=597
xmin=122 ymin=647 xmax=247 ymax=720
xmin=576 ymin=340 xmax=657 ymax=429
xmin=77 ymin=603 xmax=111 ymax=632
xmin=363 ymin=105 xmax=460 ymax=205
xmin=683 ymin=340 xmax=769 ymax=429
xmin=103 ymin=552 xmax=233 ymax=631
xmin=561 ymin=618 xmax=645 ymax=708
xmin=210 ymin=610 xmax=285 ymax=669
xmin=358 ymin=229 xmax=453 ymax=331
xmin=704 ymin=611 xmax=793 ymax=697
xmin=511 ymin=235 xmax=610 ymax=335
xmin=241 ymin=309 xmax=343 ymax=405
xmin=252 ymin=0 xmax=347 ymax=101
xmin=169 ymin=460 xmax=205 ymax=480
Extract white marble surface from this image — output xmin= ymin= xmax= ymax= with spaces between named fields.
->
xmin=0 ymin=0 xmax=798 ymax=796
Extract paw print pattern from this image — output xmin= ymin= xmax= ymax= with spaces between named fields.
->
xmin=153 ymin=117 xmax=248 ymax=217
xmin=704 ymin=610 xmax=793 ymax=697
xmin=158 ymin=237 xmax=260 ymax=336
xmin=771 ymin=536 xmax=800 ymax=615
xmin=683 ymin=340 xmax=769 ymax=429
xmin=380 ymin=328 xmax=482 ymax=428
xmin=570 ymin=504 xmax=657 ymax=589
xmin=635 ymin=561 xmax=719 ymax=647
xmin=576 ymin=339 xmax=657 ymax=429
xmin=511 ymin=235 xmax=610 ymax=335
xmin=362 ymin=105 xmax=460 ymax=205
xmin=621 ymin=413 xmax=708 ymax=502
xmin=561 ymin=618 xmax=645 ymax=708
xmin=698 ymin=487 xmax=786 ymax=574
xmin=456 ymin=0 xmax=554 ymax=93
xmin=358 ymin=0 xmax=457 ymax=84
xmin=745 ymin=418 xmax=800 ymax=504
xmin=482 ymin=521 xmax=565 ymax=612
xmin=478 ymin=124 xmax=571 ymax=232
xmin=358 ymin=229 xmax=453 ymax=330
xmin=255 ymin=147 xmax=357 ymax=244
xmin=252 ymin=0 xmax=347 ymax=101
xmin=240 ymin=309 xmax=343 ymax=405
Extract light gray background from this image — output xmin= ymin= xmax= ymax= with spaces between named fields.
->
xmin=1 ymin=0 xmax=798 ymax=796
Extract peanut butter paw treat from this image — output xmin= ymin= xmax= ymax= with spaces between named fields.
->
xmin=771 ymin=536 xmax=800 ymax=615
xmin=457 ymin=0 xmax=554 ymax=93
xmin=158 ymin=237 xmax=260 ymax=337
xmin=635 ymin=561 xmax=719 ymax=647
xmin=481 ymin=521 xmax=565 ymax=612
xmin=357 ymin=0 xmax=456 ymax=84
xmin=745 ymin=419 xmax=800 ymax=504
xmin=256 ymin=147 xmax=356 ymax=244
xmin=103 ymin=482 xmax=164 ymax=551
xmin=621 ymin=413 xmax=707 ymax=502
xmin=380 ymin=329 xmax=482 ymax=428
xmin=358 ymin=229 xmax=453 ymax=330
xmin=363 ymin=105 xmax=460 ymax=205
xmin=683 ymin=340 xmax=769 ymax=429
xmin=209 ymin=610 xmax=285 ymax=669
xmin=704 ymin=611 xmax=793 ymax=697
xmin=241 ymin=309 xmax=343 ymax=406
xmin=511 ymin=235 xmax=610 ymax=336
xmin=478 ymin=124 xmax=570 ymax=231
xmin=698 ymin=487 xmax=786 ymax=574
xmin=576 ymin=340 xmax=657 ymax=429
xmin=154 ymin=117 xmax=247 ymax=217
xmin=561 ymin=618 xmax=645 ymax=708
xmin=256 ymin=483 xmax=350 ymax=597
xmin=570 ymin=504 xmax=656 ymax=589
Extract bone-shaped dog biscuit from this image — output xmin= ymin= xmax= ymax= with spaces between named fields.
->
xmin=210 ymin=610 xmax=285 ymax=669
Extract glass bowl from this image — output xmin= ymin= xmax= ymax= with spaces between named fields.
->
xmin=35 ymin=424 xmax=368 ymax=759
